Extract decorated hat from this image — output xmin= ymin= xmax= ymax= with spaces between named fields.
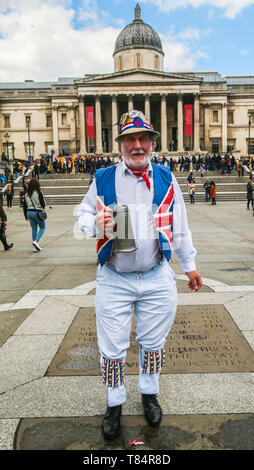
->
xmin=114 ymin=110 xmax=160 ymax=142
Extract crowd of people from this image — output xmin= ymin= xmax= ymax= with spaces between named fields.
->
xmin=1 ymin=151 xmax=254 ymax=253
xmin=1 ymin=152 xmax=254 ymax=180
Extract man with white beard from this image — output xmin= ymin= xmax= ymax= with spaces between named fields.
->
xmin=77 ymin=110 xmax=202 ymax=440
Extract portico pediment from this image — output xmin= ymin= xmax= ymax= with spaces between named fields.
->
xmin=75 ymin=69 xmax=202 ymax=87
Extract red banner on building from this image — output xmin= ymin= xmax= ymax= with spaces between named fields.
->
xmin=184 ymin=104 xmax=193 ymax=136
xmin=86 ymin=106 xmax=95 ymax=138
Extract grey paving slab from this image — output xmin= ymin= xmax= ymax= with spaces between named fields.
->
xmin=34 ymin=264 xmax=97 ymax=290
xmin=0 ymin=334 xmax=64 ymax=394
xmin=0 ymin=290 xmax=27 ymax=304
xmin=242 ymin=332 xmax=254 ymax=350
xmin=0 ymin=373 xmax=254 ymax=419
xmin=0 ymin=266 xmax=53 ymax=291
xmin=13 ymin=296 xmax=78 ymax=335
xmin=0 ymin=419 xmax=19 ymax=450
xmin=0 ymin=308 xmax=33 ymax=347
xmin=225 ymin=293 xmax=254 ymax=330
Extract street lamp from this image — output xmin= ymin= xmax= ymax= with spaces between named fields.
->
xmin=4 ymin=132 xmax=10 ymax=161
xmin=248 ymin=111 xmax=251 ymax=157
xmin=26 ymin=115 xmax=31 ymax=159
xmin=12 ymin=144 xmax=15 ymax=161
xmin=248 ymin=111 xmax=253 ymax=180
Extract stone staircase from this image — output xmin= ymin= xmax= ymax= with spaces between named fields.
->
xmin=1 ymin=169 xmax=251 ymax=206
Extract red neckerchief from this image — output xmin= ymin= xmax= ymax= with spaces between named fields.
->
xmin=126 ymin=164 xmax=151 ymax=191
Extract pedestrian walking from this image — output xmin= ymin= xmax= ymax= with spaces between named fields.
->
xmin=23 ymin=178 xmax=47 ymax=252
xmin=188 ymin=180 xmax=195 ymax=204
xmin=209 ymin=181 xmax=216 ymax=205
xmin=200 ymin=162 xmax=205 ymax=177
xmin=203 ymin=178 xmax=210 ymax=202
xmin=5 ymin=181 xmax=14 ymax=209
xmin=0 ymin=194 xmax=14 ymax=251
xmin=237 ymin=160 xmax=244 ymax=177
xmin=77 ymin=109 xmax=202 ymax=440
xmin=247 ymin=179 xmax=253 ymax=210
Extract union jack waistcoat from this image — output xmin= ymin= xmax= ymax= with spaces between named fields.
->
xmin=95 ymin=163 xmax=174 ymax=266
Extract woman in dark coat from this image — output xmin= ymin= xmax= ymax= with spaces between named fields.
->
xmin=247 ymin=179 xmax=253 ymax=210
xmin=209 ymin=181 xmax=216 ymax=205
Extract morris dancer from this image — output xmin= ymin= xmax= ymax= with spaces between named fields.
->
xmin=77 ymin=110 xmax=202 ymax=439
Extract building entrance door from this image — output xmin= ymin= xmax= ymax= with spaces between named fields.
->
xmin=102 ymin=128 xmax=109 ymax=153
xmin=212 ymin=140 xmax=219 ymax=153
xmin=172 ymin=127 xmax=178 ymax=151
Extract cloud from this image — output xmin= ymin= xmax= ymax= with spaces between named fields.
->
xmin=0 ymin=0 xmax=121 ymax=81
xmin=160 ymin=28 xmax=209 ymax=72
xmin=140 ymin=0 xmax=254 ymax=19
xmin=240 ymin=49 xmax=248 ymax=55
xmin=162 ymin=38 xmax=209 ymax=72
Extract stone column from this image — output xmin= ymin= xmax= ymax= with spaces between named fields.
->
xmin=78 ymin=96 xmax=87 ymax=154
xmin=222 ymin=102 xmax=227 ymax=154
xmin=194 ymin=94 xmax=200 ymax=152
xmin=112 ymin=95 xmax=119 ymax=153
xmin=128 ymin=94 xmax=134 ymax=112
xmin=95 ymin=95 xmax=103 ymax=154
xmin=177 ymin=94 xmax=184 ymax=152
xmin=145 ymin=94 xmax=150 ymax=121
xmin=203 ymin=104 xmax=210 ymax=151
xmin=52 ymin=105 xmax=59 ymax=155
xmin=161 ymin=94 xmax=168 ymax=153
xmin=70 ymin=105 xmax=78 ymax=154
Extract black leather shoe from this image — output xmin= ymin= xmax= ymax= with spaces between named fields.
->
xmin=5 ymin=243 xmax=14 ymax=251
xmin=142 ymin=394 xmax=162 ymax=427
xmin=102 ymin=405 xmax=122 ymax=440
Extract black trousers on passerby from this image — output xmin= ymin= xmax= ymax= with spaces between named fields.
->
xmin=190 ymin=194 xmax=195 ymax=204
xmin=6 ymin=194 xmax=13 ymax=208
xmin=0 ymin=227 xmax=8 ymax=249
xmin=247 ymin=198 xmax=253 ymax=209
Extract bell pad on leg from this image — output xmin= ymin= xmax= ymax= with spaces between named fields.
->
xmin=102 ymin=358 xmax=125 ymax=387
xmin=143 ymin=349 xmax=165 ymax=374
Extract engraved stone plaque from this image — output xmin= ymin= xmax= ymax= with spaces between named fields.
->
xmin=46 ymin=305 xmax=254 ymax=376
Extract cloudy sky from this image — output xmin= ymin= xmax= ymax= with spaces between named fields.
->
xmin=0 ymin=0 xmax=254 ymax=82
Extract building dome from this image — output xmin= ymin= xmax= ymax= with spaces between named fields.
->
xmin=114 ymin=4 xmax=164 ymax=56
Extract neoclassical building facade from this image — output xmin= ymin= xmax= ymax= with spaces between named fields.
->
xmin=1 ymin=4 xmax=254 ymax=160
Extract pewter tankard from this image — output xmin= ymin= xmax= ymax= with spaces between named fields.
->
xmin=113 ymin=204 xmax=136 ymax=253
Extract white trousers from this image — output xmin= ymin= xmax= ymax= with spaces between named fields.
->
xmin=95 ymin=257 xmax=177 ymax=407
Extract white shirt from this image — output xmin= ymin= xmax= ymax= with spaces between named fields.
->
xmin=76 ymin=161 xmax=197 ymax=273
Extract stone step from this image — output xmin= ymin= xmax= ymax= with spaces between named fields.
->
xmin=9 ymin=191 xmax=248 ymax=206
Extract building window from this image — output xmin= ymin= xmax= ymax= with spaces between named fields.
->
xmin=248 ymin=139 xmax=254 ymax=154
xmin=227 ymin=139 xmax=235 ymax=152
xmin=212 ymin=139 xmax=219 ymax=153
xmin=46 ymin=114 xmax=52 ymax=127
xmin=228 ymin=111 xmax=234 ymax=124
xmin=118 ymin=56 xmax=122 ymax=72
xmin=212 ymin=110 xmax=219 ymax=123
xmin=24 ymin=142 xmax=34 ymax=157
xmin=61 ymin=113 xmax=67 ymax=126
xmin=4 ymin=115 xmax=10 ymax=128
xmin=155 ymin=55 xmax=159 ymax=70
xmin=60 ymin=141 xmax=69 ymax=156
xmin=136 ymin=53 xmax=141 ymax=68
xmin=45 ymin=142 xmax=54 ymax=155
